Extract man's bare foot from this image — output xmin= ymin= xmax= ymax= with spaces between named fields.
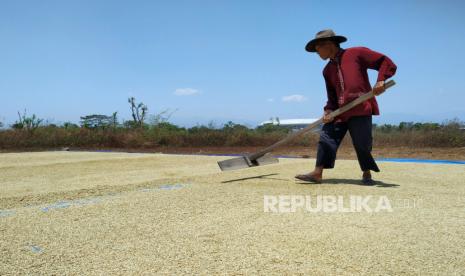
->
xmin=295 ymin=172 xmax=323 ymax=183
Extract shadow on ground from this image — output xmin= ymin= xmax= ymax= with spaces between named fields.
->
xmin=221 ymin=173 xmax=289 ymax=183
xmin=296 ymin=178 xmax=400 ymax=188
xmin=222 ymin=174 xmax=399 ymax=188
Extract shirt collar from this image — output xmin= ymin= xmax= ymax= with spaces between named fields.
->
xmin=330 ymin=48 xmax=345 ymax=63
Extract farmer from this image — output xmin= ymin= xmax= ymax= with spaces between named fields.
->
xmin=295 ymin=29 xmax=397 ymax=184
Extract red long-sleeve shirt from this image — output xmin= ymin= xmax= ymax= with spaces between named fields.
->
xmin=323 ymin=47 xmax=397 ymax=122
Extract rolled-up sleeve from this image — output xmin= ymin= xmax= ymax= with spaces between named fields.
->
xmin=358 ymin=47 xmax=397 ymax=82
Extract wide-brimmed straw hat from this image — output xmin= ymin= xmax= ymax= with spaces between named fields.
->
xmin=305 ymin=29 xmax=347 ymax=52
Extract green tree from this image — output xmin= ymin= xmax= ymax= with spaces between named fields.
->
xmin=223 ymin=121 xmax=249 ymax=132
xmin=63 ymin=122 xmax=79 ymax=129
xmin=80 ymin=114 xmax=113 ymax=129
xmin=12 ymin=110 xmax=43 ymax=132
xmin=111 ymin=111 xmax=118 ymax=128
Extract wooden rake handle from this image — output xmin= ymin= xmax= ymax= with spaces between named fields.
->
xmin=249 ymin=80 xmax=396 ymax=160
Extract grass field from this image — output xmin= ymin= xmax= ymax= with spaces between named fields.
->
xmin=1 ymin=152 xmax=465 ymax=274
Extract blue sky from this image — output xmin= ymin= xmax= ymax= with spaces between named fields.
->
xmin=1 ymin=0 xmax=464 ymax=128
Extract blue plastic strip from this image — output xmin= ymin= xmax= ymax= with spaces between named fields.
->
xmin=206 ymin=153 xmax=465 ymax=164
xmin=376 ymin=158 xmax=465 ymax=165
xmin=29 ymin=245 xmax=44 ymax=253
xmin=0 ymin=210 xmax=15 ymax=217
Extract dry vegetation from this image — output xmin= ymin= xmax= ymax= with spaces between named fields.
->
xmin=2 ymin=101 xmax=463 ymax=156
xmin=0 ymin=120 xmax=464 ymax=152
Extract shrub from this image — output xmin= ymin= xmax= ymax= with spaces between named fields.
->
xmin=0 ymin=119 xmax=463 ymax=150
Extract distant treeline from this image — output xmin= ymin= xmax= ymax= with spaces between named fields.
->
xmin=0 ymin=115 xmax=464 ymax=149
xmin=3 ymin=97 xmax=462 ymax=149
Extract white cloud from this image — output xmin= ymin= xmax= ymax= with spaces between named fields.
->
xmin=174 ymin=88 xmax=200 ymax=96
xmin=267 ymin=98 xmax=274 ymax=102
xmin=282 ymin=94 xmax=307 ymax=102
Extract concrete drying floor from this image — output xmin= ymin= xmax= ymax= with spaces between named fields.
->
xmin=1 ymin=151 xmax=464 ymax=275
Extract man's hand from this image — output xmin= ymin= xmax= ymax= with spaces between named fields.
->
xmin=323 ymin=110 xmax=334 ymax=123
xmin=373 ymin=81 xmax=385 ymax=96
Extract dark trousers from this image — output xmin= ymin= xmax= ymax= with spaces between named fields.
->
xmin=316 ymin=115 xmax=380 ymax=172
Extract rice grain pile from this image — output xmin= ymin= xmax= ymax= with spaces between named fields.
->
xmin=1 ymin=151 xmax=464 ymax=274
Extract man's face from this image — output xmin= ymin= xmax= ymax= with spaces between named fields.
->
xmin=315 ymin=40 xmax=333 ymax=60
